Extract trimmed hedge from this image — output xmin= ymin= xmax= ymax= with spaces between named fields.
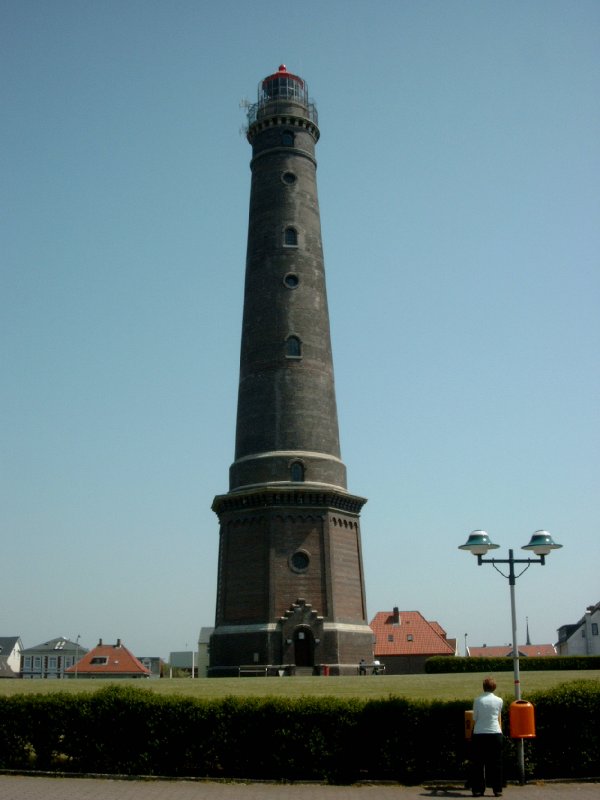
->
xmin=0 ymin=681 xmax=598 ymax=783
xmin=425 ymin=655 xmax=600 ymax=673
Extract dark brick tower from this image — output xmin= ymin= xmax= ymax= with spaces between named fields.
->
xmin=209 ymin=66 xmax=373 ymax=676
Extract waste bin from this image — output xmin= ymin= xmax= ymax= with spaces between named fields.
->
xmin=322 ymin=664 xmax=330 ymax=676
xmin=510 ymin=700 xmax=536 ymax=738
xmin=464 ymin=709 xmax=474 ymax=739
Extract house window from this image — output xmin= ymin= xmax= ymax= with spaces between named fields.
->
xmin=286 ymin=335 xmax=302 ymax=358
xmin=284 ymin=226 xmax=298 ymax=247
xmin=48 ymin=657 xmax=57 ymax=669
xmin=23 ymin=656 xmax=32 ymax=669
xmin=34 ymin=656 xmax=41 ymax=669
xmin=592 ymin=623 xmax=599 ymax=636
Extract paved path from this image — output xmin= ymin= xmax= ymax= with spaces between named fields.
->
xmin=0 ymin=776 xmax=598 ymax=800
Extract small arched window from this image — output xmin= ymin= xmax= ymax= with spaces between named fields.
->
xmin=284 ymin=227 xmax=298 ymax=247
xmin=290 ymin=462 xmax=304 ymax=482
xmin=281 ymin=130 xmax=295 ymax=146
xmin=286 ymin=335 xmax=302 ymax=358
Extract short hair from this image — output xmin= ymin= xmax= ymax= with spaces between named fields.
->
xmin=483 ymin=677 xmax=497 ymax=692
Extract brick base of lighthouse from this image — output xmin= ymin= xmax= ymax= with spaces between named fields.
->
xmin=208 ymin=488 xmax=374 ymax=676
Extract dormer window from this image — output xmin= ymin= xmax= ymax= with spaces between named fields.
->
xmin=90 ymin=656 xmax=109 ymax=665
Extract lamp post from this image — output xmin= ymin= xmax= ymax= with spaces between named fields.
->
xmin=458 ymin=529 xmax=562 ymax=785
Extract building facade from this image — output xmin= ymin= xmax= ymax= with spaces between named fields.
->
xmin=209 ymin=66 xmax=373 ymax=675
xmin=64 ymin=639 xmax=150 ymax=678
xmin=0 ymin=636 xmax=23 ymax=678
xmin=557 ymin=601 xmax=600 ymax=656
xmin=370 ymin=608 xmax=457 ymax=674
xmin=198 ymin=627 xmax=213 ymax=678
xmin=21 ymin=637 xmax=87 ymax=679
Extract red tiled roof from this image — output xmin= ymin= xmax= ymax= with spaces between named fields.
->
xmin=369 ymin=610 xmax=456 ymax=657
xmin=429 ymin=621 xmax=446 ymax=638
xmin=65 ymin=640 xmax=150 ymax=676
xmin=468 ymin=644 xmax=557 ymax=658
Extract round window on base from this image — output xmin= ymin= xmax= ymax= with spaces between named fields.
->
xmin=290 ymin=550 xmax=310 ymax=572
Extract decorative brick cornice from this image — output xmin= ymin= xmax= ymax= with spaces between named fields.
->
xmin=212 ymin=486 xmax=367 ymax=516
xmin=247 ymin=114 xmax=320 ymax=144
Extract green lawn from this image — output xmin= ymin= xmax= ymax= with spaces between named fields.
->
xmin=2 ymin=671 xmax=598 ymax=701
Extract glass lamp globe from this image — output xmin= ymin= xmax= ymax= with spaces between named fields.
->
xmin=522 ymin=530 xmax=562 ymax=557
xmin=458 ymin=530 xmax=500 ymax=556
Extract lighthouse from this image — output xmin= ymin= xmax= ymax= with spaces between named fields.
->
xmin=209 ymin=66 xmax=373 ymax=675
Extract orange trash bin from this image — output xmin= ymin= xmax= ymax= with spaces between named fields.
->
xmin=464 ymin=709 xmax=474 ymax=739
xmin=510 ymin=700 xmax=536 ymax=738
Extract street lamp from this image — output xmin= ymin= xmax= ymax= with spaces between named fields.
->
xmin=458 ymin=529 xmax=562 ymax=784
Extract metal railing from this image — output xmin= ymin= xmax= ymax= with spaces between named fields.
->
xmin=247 ymin=99 xmax=318 ymax=127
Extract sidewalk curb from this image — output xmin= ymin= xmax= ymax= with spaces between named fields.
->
xmin=1 ymin=769 xmax=599 ymax=787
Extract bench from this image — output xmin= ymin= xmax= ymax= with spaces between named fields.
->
xmin=238 ymin=665 xmax=268 ymax=677
xmin=357 ymin=663 xmax=386 ymax=675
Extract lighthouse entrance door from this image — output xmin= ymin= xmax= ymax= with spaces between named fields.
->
xmin=294 ymin=627 xmax=314 ymax=667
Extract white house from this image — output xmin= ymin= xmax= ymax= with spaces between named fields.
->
xmin=557 ymin=601 xmax=600 ymax=656
xmin=0 ymin=636 xmax=23 ymax=677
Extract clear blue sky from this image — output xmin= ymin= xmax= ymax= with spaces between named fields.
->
xmin=3 ymin=1 xmax=598 ymax=661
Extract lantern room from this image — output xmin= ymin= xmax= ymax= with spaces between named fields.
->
xmin=247 ymin=64 xmax=318 ymax=126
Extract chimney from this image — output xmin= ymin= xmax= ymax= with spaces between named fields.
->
xmin=115 ymin=638 xmax=122 ymax=648
xmin=393 ymin=607 xmax=400 ymax=625
xmin=98 ymin=638 xmax=103 ymax=646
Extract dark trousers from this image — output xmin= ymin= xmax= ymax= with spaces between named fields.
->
xmin=471 ymin=733 xmax=503 ymax=794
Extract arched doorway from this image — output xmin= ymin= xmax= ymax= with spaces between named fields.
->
xmin=294 ymin=626 xmax=314 ymax=667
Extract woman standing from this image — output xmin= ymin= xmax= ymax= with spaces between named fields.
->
xmin=471 ymin=676 xmax=504 ymax=797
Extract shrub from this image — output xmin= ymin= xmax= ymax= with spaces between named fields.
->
xmin=425 ymin=655 xmax=600 ymax=673
xmin=1 ymin=680 xmax=598 ymax=782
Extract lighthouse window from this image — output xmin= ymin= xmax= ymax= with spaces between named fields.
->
xmin=286 ymin=335 xmax=302 ymax=358
xmin=282 ymin=171 xmax=297 ymax=185
xmin=284 ymin=273 xmax=299 ymax=289
xmin=281 ymin=130 xmax=295 ymax=146
xmin=290 ymin=462 xmax=304 ymax=482
xmin=284 ymin=227 xmax=298 ymax=247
